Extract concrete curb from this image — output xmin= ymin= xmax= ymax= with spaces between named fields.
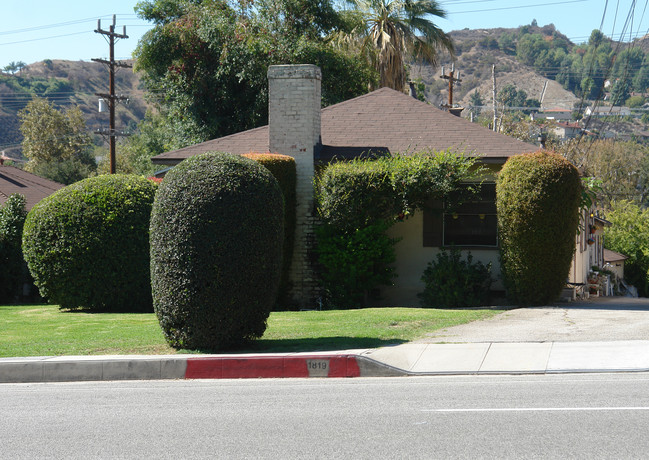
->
xmin=0 ymin=353 xmax=410 ymax=383
xmin=4 ymin=340 xmax=649 ymax=383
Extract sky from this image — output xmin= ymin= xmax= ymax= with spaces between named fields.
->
xmin=0 ymin=0 xmax=647 ymax=68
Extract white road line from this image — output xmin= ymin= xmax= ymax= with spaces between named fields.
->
xmin=425 ymin=407 xmax=649 ymax=413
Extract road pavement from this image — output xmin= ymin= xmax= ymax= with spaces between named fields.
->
xmin=3 ymin=375 xmax=649 ymax=459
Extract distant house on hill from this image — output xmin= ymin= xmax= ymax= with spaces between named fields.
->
xmin=552 ymin=121 xmax=583 ymax=140
xmin=0 ymin=163 xmax=63 ymax=210
xmin=584 ymin=106 xmax=631 ymax=118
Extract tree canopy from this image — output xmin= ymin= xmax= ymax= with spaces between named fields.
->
xmin=338 ymin=0 xmax=454 ymax=91
xmin=133 ymin=0 xmax=377 ymax=149
xmin=18 ymin=98 xmax=96 ymax=184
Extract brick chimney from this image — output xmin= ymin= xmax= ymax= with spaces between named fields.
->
xmin=267 ymin=64 xmax=322 ymax=307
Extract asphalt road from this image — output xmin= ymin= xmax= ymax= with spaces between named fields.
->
xmin=3 ymin=374 xmax=649 ymax=459
xmin=419 ymin=296 xmax=649 ymax=343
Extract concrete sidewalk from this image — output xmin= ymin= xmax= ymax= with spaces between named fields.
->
xmin=2 ymin=340 xmax=649 ymax=383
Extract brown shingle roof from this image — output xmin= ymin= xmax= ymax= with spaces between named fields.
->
xmin=604 ymin=248 xmax=628 ymax=262
xmin=152 ymin=87 xmax=538 ymax=165
xmin=0 ymin=165 xmax=64 ymax=210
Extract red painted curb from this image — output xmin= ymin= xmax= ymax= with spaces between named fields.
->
xmin=185 ymin=355 xmax=361 ymax=379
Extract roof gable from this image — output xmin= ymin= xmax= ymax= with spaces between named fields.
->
xmin=152 ymin=87 xmax=538 ymax=165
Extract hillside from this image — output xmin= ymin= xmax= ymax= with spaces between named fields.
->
xmin=410 ymin=26 xmax=580 ymax=113
xmin=0 ymin=59 xmax=148 ymax=159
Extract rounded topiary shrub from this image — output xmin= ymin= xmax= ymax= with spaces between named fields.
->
xmin=150 ymin=152 xmax=284 ymax=350
xmin=497 ymin=150 xmax=582 ymax=305
xmin=22 ymin=175 xmax=157 ymax=311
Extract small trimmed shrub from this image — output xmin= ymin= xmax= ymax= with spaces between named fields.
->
xmin=0 ymin=194 xmax=28 ymax=303
xmin=497 ymin=150 xmax=582 ymax=305
xmin=22 ymin=175 xmax=156 ymax=311
xmin=242 ymin=153 xmax=296 ymax=308
xmin=150 ymin=152 xmax=284 ymax=350
xmin=316 ymin=220 xmax=397 ymax=308
xmin=419 ymin=248 xmax=492 ymax=308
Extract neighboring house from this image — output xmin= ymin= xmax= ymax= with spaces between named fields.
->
xmin=568 ymin=213 xmax=611 ymax=298
xmin=0 ymin=163 xmax=63 ymax=211
xmin=535 ymin=109 xmax=573 ymax=121
xmin=552 ymin=122 xmax=583 ymax=140
xmin=604 ymin=248 xmax=628 ymax=282
xmin=584 ymin=106 xmax=632 ymax=118
xmin=152 ymin=65 xmax=547 ymax=306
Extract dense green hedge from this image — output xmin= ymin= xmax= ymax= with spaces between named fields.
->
xmin=317 ymin=150 xmax=479 ymax=231
xmin=242 ymin=153 xmax=296 ymax=307
xmin=22 ymin=175 xmax=157 ymax=311
xmin=315 ymin=220 xmax=397 ymax=308
xmin=497 ymin=150 xmax=582 ymax=305
xmin=150 ymin=152 xmax=284 ymax=350
xmin=0 ymin=194 xmax=28 ymax=303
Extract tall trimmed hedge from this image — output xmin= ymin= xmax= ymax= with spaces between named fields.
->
xmin=150 ymin=152 xmax=284 ymax=350
xmin=497 ymin=150 xmax=582 ymax=305
xmin=242 ymin=153 xmax=296 ymax=307
xmin=22 ymin=175 xmax=157 ymax=311
xmin=0 ymin=194 xmax=28 ymax=303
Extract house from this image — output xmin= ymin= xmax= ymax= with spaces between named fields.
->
xmin=567 ymin=213 xmax=612 ymax=299
xmin=152 ymin=65 xmax=545 ymax=306
xmin=535 ymin=109 xmax=573 ymax=121
xmin=584 ymin=106 xmax=632 ymax=118
xmin=552 ymin=122 xmax=583 ymax=140
xmin=604 ymin=249 xmax=628 ymax=282
xmin=0 ymin=163 xmax=63 ymax=211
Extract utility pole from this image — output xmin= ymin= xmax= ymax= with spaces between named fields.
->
xmin=92 ymin=15 xmax=130 ymax=174
xmin=492 ymin=64 xmax=497 ymax=132
xmin=440 ymin=64 xmax=463 ymax=117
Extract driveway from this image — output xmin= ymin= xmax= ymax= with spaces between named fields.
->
xmin=418 ymin=296 xmax=649 ymax=343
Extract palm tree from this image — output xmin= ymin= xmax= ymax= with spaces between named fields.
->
xmin=339 ymin=0 xmax=454 ymax=91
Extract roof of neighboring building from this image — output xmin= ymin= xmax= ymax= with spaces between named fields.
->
xmin=0 ymin=165 xmax=64 ymax=210
xmin=152 ymin=87 xmax=539 ymax=165
xmin=556 ymin=122 xmax=581 ymax=129
xmin=604 ymin=248 xmax=629 ymax=263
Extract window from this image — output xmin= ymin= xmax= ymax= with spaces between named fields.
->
xmin=423 ymin=183 xmax=498 ymax=248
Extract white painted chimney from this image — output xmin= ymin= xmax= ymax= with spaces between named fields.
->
xmin=267 ymin=64 xmax=322 ymax=306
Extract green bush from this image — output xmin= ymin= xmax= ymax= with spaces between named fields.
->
xmin=150 ymin=152 xmax=284 ymax=350
xmin=242 ymin=153 xmax=296 ymax=308
xmin=419 ymin=248 xmax=492 ymax=308
xmin=315 ymin=220 xmax=397 ymax=308
xmin=0 ymin=194 xmax=28 ymax=303
xmin=317 ymin=150 xmax=479 ymax=231
xmin=497 ymin=150 xmax=582 ymax=305
xmin=22 ymin=175 xmax=157 ymax=311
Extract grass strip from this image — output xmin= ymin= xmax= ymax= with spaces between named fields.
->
xmin=0 ymin=304 xmax=501 ymax=357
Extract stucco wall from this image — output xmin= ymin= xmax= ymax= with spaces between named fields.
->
xmin=370 ymin=211 xmax=502 ymax=307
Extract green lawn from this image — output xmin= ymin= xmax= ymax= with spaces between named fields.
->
xmin=0 ymin=304 xmax=501 ymax=357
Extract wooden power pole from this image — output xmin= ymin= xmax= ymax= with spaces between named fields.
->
xmin=93 ymin=15 xmax=130 ymax=174
xmin=440 ymin=64 xmax=463 ymax=117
